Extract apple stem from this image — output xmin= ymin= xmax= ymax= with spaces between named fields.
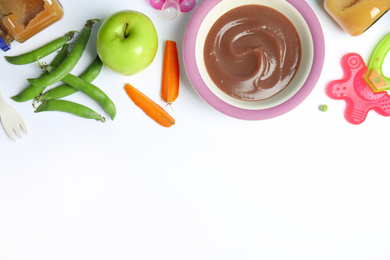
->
xmin=124 ymin=22 xmax=130 ymax=38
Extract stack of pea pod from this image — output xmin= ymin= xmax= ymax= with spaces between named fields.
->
xmin=5 ymin=19 xmax=116 ymax=123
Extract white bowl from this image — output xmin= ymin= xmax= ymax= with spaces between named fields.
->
xmin=195 ymin=0 xmax=314 ymax=110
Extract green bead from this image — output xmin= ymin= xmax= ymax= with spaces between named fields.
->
xmin=319 ymin=104 xmax=328 ymax=112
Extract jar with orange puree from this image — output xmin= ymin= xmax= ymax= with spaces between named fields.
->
xmin=324 ymin=0 xmax=390 ymax=36
xmin=0 ymin=0 xmax=64 ymax=51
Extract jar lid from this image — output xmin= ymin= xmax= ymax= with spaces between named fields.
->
xmin=0 ymin=36 xmax=10 ymax=52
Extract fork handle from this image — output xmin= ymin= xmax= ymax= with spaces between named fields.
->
xmin=0 ymin=91 xmax=8 ymax=110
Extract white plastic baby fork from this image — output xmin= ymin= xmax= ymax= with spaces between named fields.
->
xmin=0 ymin=90 xmax=27 ymax=141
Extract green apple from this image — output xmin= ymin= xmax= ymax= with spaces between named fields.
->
xmin=96 ymin=10 xmax=158 ymax=76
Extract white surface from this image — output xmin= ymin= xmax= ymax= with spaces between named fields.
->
xmin=1 ymin=0 xmax=390 ymax=259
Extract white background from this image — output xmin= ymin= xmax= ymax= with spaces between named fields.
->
xmin=1 ymin=0 xmax=390 ymax=259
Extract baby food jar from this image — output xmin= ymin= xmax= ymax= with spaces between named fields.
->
xmin=0 ymin=0 xmax=64 ymax=51
xmin=324 ymin=0 xmax=390 ymax=36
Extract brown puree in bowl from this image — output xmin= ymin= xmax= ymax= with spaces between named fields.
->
xmin=203 ymin=5 xmax=302 ymax=101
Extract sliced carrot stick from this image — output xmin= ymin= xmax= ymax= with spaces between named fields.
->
xmin=124 ymin=83 xmax=175 ymax=127
xmin=161 ymin=40 xmax=180 ymax=105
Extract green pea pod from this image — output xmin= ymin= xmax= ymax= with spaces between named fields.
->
xmin=61 ymin=73 xmax=116 ymax=120
xmin=27 ymin=19 xmax=99 ymax=88
xmin=40 ymin=55 xmax=103 ymax=100
xmin=44 ymin=65 xmax=116 ymax=120
xmin=11 ymin=44 xmax=70 ymax=102
xmin=4 ymin=31 xmax=76 ymax=65
xmin=35 ymin=99 xmax=105 ymax=122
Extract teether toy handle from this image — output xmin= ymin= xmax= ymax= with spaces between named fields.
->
xmin=365 ymin=34 xmax=390 ymax=92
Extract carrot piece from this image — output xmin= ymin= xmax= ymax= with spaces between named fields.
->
xmin=124 ymin=83 xmax=175 ymax=127
xmin=161 ymin=40 xmax=180 ymax=105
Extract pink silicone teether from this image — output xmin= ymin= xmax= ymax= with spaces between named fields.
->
xmin=149 ymin=0 xmax=195 ymax=20
xmin=326 ymin=53 xmax=390 ymax=124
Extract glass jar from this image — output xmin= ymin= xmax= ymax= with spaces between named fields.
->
xmin=324 ymin=0 xmax=390 ymax=36
xmin=0 ymin=0 xmax=64 ymax=51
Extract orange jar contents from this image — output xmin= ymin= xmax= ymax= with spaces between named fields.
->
xmin=0 ymin=0 xmax=64 ymax=51
xmin=324 ymin=0 xmax=390 ymax=36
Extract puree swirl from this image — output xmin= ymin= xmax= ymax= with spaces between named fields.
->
xmin=203 ymin=5 xmax=302 ymax=101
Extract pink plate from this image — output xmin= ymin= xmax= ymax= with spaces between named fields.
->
xmin=183 ymin=0 xmax=325 ymax=120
